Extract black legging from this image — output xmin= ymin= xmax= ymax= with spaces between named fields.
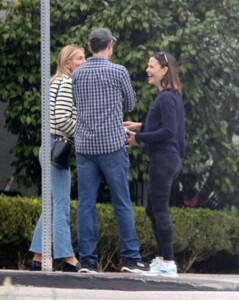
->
xmin=146 ymin=151 xmax=182 ymax=260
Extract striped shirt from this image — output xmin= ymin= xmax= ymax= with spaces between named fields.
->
xmin=50 ymin=76 xmax=76 ymax=137
xmin=72 ymin=56 xmax=137 ymax=154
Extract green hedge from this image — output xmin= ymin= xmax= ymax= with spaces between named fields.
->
xmin=1 ymin=195 xmax=239 ymax=272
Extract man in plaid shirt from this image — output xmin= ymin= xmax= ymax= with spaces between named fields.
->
xmin=72 ymin=28 xmax=148 ymax=273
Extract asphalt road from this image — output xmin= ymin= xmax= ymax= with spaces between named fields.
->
xmin=0 ymin=287 xmax=239 ymax=300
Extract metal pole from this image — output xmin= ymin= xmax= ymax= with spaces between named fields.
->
xmin=40 ymin=0 xmax=52 ymax=271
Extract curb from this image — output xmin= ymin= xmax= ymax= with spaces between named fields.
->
xmin=1 ymin=271 xmax=239 ymax=291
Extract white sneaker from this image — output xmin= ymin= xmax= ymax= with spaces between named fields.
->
xmin=159 ymin=261 xmax=178 ymax=277
xmin=144 ymin=259 xmax=178 ymax=277
xmin=149 ymin=257 xmax=162 ymax=268
xmin=143 ymin=257 xmax=163 ymax=276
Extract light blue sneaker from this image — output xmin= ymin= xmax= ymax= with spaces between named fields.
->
xmin=144 ymin=258 xmax=178 ymax=277
xmin=149 ymin=257 xmax=162 ymax=268
xmin=143 ymin=257 xmax=164 ymax=276
xmin=158 ymin=261 xmax=178 ymax=277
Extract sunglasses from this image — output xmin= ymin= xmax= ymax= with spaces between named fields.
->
xmin=156 ymin=52 xmax=168 ymax=66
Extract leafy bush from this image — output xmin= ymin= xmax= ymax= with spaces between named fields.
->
xmin=0 ymin=195 xmax=41 ymax=268
xmin=1 ymin=0 xmax=239 ymax=207
xmin=171 ymin=207 xmax=239 ymax=272
xmin=1 ymin=195 xmax=239 ymax=272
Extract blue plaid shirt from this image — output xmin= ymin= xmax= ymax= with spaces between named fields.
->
xmin=72 ymin=57 xmax=137 ymax=154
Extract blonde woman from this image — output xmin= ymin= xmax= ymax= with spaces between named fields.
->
xmin=29 ymin=45 xmax=86 ymax=272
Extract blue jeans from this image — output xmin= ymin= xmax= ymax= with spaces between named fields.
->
xmin=146 ymin=152 xmax=182 ymax=260
xmin=76 ymin=146 xmax=141 ymax=264
xmin=29 ymin=134 xmax=75 ymax=259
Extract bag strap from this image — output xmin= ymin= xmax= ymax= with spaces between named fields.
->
xmin=53 ymin=77 xmax=63 ymax=138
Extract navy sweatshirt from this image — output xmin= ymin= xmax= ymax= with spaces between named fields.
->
xmin=135 ymin=90 xmax=185 ymax=157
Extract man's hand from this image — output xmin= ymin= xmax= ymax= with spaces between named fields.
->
xmin=123 ymin=121 xmax=142 ymax=132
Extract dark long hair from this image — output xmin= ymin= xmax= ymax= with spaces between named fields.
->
xmin=153 ymin=52 xmax=182 ymax=95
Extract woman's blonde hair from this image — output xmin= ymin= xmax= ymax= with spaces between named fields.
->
xmin=50 ymin=45 xmax=84 ymax=83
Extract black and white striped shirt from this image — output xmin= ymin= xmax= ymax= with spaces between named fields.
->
xmin=50 ymin=76 xmax=76 ymax=137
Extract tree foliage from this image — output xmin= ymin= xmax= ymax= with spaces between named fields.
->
xmin=0 ymin=0 xmax=239 ymax=207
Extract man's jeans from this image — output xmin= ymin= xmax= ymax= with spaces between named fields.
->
xmin=29 ymin=135 xmax=75 ymax=259
xmin=76 ymin=146 xmax=141 ymax=264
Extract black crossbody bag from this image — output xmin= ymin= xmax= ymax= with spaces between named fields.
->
xmin=51 ymin=78 xmax=75 ymax=169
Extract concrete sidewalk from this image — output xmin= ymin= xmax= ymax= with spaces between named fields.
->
xmin=0 ymin=270 xmax=239 ymax=292
xmin=0 ymin=287 xmax=239 ymax=300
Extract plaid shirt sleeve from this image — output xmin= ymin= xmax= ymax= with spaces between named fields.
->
xmin=120 ymin=66 xmax=137 ymax=112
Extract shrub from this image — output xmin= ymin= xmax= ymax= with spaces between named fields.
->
xmin=0 ymin=195 xmax=41 ymax=269
xmin=0 ymin=195 xmax=239 ymax=272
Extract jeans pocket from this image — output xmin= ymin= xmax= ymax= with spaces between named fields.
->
xmin=105 ymin=152 xmax=120 ymax=168
xmin=76 ymin=154 xmax=89 ymax=165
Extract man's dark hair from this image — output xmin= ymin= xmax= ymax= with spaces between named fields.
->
xmin=90 ymin=38 xmax=111 ymax=53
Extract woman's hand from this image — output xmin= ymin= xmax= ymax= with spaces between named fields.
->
xmin=123 ymin=121 xmax=142 ymax=132
xmin=127 ymin=130 xmax=138 ymax=147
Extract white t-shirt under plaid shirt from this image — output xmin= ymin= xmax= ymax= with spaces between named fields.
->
xmin=72 ymin=57 xmax=137 ymax=154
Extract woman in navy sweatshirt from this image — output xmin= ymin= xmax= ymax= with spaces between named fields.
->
xmin=124 ymin=52 xmax=185 ymax=277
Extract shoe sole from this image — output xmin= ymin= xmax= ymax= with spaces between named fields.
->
xmin=78 ymin=268 xmax=98 ymax=274
xmin=142 ymin=272 xmax=161 ymax=276
xmin=121 ymin=267 xmax=146 ymax=274
xmin=142 ymin=271 xmax=178 ymax=277
xmin=161 ymin=273 xmax=178 ymax=278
